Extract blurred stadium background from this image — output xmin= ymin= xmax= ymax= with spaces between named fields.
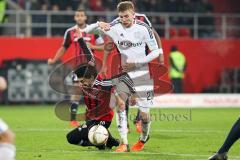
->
xmin=0 ymin=0 xmax=240 ymax=105
xmin=0 ymin=0 xmax=240 ymax=160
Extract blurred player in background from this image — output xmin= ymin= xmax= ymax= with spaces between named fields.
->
xmin=48 ymin=9 xmax=105 ymax=127
xmin=0 ymin=77 xmax=7 ymax=92
xmin=209 ymin=118 xmax=240 ymax=160
xmin=101 ymin=0 xmax=164 ymax=134
xmin=0 ymin=76 xmax=7 ymax=103
xmin=0 ymin=119 xmax=15 ymax=160
xmin=0 ymin=77 xmax=16 ymax=160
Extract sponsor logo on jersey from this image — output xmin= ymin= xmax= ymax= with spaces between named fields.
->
xmin=117 ymin=40 xmax=143 ymax=50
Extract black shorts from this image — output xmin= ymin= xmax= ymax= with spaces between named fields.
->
xmin=66 ymin=120 xmax=111 ymax=145
xmin=85 ymin=120 xmax=111 ymax=129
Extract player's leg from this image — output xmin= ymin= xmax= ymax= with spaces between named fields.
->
xmin=70 ymin=72 xmax=81 ymax=127
xmin=66 ymin=121 xmax=93 ymax=147
xmin=133 ymin=109 xmax=142 ymax=133
xmin=66 ymin=120 xmax=119 ymax=149
xmin=208 ymin=118 xmax=240 ymax=160
xmin=218 ymin=118 xmax=240 ymax=153
xmin=116 ymin=108 xmax=129 ymax=143
xmin=208 ymin=153 xmax=228 ymax=160
xmin=125 ymin=99 xmax=130 ymax=133
xmin=0 ymin=119 xmax=16 ymax=160
xmin=70 ymin=67 xmax=93 ymax=127
xmin=114 ymin=82 xmax=131 ymax=152
xmin=139 ymin=109 xmax=151 ymax=142
xmin=106 ymin=131 xmax=120 ymax=149
xmin=131 ymin=102 xmax=151 ymax=151
xmin=70 ymin=94 xmax=80 ymax=127
xmin=131 ymin=86 xmax=153 ymax=151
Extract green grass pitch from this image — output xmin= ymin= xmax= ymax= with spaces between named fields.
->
xmin=0 ymin=105 xmax=240 ymax=160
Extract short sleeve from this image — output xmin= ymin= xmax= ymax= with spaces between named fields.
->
xmin=62 ymin=30 xmax=72 ymax=49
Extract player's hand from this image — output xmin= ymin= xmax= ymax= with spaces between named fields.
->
xmin=86 ymin=42 xmax=93 ymax=49
xmin=88 ymin=60 xmax=95 ymax=67
xmin=47 ymin=58 xmax=56 ymax=65
xmin=122 ymin=63 xmax=136 ymax=72
xmin=98 ymin=21 xmax=110 ymax=31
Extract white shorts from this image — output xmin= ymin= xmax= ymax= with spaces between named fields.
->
xmin=114 ymin=70 xmax=154 ymax=113
xmin=131 ymin=69 xmax=154 ymax=113
xmin=135 ymin=86 xmax=154 ymax=113
xmin=111 ymin=64 xmax=155 ymax=113
xmin=0 ymin=119 xmax=8 ymax=134
xmin=109 ymin=81 xmax=131 ymax=109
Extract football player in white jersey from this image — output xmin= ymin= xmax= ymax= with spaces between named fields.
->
xmin=107 ymin=0 xmax=164 ymax=134
xmin=82 ymin=1 xmax=163 ymax=152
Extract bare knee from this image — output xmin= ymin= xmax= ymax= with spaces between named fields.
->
xmin=140 ymin=111 xmax=150 ymax=122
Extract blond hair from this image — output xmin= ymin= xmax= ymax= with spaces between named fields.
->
xmin=117 ymin=1 xmax=135 ymax=12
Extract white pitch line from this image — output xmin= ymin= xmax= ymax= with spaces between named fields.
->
xmin=14 ymin=128 xmax=227 ymax=134
xmin=14 ymin=128 xmax=70 ymax=132
xmin=151 ymin=129 xmax=227 ymax=134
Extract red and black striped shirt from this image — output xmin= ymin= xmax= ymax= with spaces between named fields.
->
xmin=82 ymin=75 xmax=114 ymax=122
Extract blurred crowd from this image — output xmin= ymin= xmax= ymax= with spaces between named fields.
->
xmin=7 ymin=0 xmax=220 ymax=38
xmin=12 ymin=0 xmax=214 ymax=13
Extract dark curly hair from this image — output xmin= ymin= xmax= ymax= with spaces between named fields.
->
xmin=74 ymin=64 xmax=97 ymax=79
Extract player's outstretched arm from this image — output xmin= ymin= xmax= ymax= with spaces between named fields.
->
xmin=82 ymin=21 xmax=110 ymax=34
xmin=122 ymin=48 xmax=161 ymax=72
xmin=76 ymin=30 xmax=95 ymax=65
xmin=99 ymin=38 xmax=114 ymax=76
xmin=99 ymin=50 xmax=109 ymax=77
xmin=48 ymin=46 xmax=66 ymax=65
xmin=48 ymin=28 xmax=73 ymax=65
xmin=86 ymin=42 xmax=105 ymax=51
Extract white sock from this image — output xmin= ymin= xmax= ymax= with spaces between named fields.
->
xmin=140 ymin=121 xmax=151 ymax=142
xmin=116 ymin=110 xmax=128 ymax=144
xmin=0 ymin=143 xmax=16 ymax=160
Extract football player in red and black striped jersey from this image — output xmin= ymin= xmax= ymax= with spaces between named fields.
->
xmin=65 ymin=32 xmax=125 ymax=149
xmin=66 ymin=63 xmax=122 ymax=149
xmin=48 ymin=9 xmax=105 ymax=127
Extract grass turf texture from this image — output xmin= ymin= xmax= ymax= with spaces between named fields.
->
xmin=0 ymin=105 xmax=240 ymax=160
